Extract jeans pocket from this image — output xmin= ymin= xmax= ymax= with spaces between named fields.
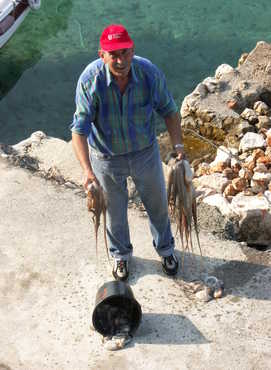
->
xmin=90 ymin=149 xmax=111 ymax=161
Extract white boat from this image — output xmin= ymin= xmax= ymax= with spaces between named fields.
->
xmin=0 ymin=0 xmax=41 ymax=49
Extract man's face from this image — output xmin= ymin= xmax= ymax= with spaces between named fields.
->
xmin=99 ymin=48 xmax=134 ymax=79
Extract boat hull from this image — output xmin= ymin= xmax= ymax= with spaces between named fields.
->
xmin=0 ymin=5 xmax=30 ymax=48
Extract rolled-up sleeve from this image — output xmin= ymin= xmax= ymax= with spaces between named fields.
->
xmin=70 ymin=78 xmax=96 ymax=136
xmin=152 ymin=70 xmax=178 ymax=117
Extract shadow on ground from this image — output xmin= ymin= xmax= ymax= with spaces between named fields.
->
xmin=129 ymin=249 xmax=271 ymax=301
xmin=135 ymin=313 xmax=208 ymax=345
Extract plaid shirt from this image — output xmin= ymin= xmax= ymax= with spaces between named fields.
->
xmin=70 ymin=56 xmax=178 ymax=155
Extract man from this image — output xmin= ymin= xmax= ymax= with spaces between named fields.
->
xmin=70 ymin=24 xmax=185 ymax=281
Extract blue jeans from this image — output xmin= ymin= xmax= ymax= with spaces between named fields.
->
xmin=90 ymin=141 xmax=175 ymax=261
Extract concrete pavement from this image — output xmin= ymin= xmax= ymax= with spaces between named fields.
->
xmin=0 ymin=156 xmax=271 ymax=370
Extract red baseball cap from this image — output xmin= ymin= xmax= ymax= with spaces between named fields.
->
xmin=100 ymin=24 xmax=134 ymax=51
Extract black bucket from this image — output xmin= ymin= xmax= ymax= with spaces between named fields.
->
xmin=92 ymin=280 xmax=142 ymax=337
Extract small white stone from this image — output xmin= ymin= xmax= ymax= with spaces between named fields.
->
xmin=215 ymin=64 xmax=234 ymax=79
xmin=239 ymin=132 xmax=266 ymax=152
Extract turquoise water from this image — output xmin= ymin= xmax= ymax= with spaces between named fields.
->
xmin=1 ymin=0 xmax=271 ymax=144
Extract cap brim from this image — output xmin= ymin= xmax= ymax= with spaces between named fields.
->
xmin=100 ymin=41 xmax=134 ymax=52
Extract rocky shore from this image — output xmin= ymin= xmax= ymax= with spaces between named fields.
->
xmin=179 ymin=41 xmax=271 ymax=247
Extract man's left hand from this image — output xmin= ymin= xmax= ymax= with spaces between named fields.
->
xmin=175 ymin=146 xmax=185 ymax=161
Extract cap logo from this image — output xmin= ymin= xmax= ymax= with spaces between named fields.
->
xmin=108 ymin=33 xmax=122 ymax=41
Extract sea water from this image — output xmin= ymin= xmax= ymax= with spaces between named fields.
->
xmin=1 ymin=0 xmax=271 ymax=144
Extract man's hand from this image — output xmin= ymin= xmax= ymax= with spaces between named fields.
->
xmin=84 ymin=168 xmax=99 ymax=191
xmin=175 ymin=147 xmax=185 ymax=161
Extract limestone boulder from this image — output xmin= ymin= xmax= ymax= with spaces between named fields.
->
xmin=193 ymin=173 xmax=230 ymax=193
xmin=202 ymin=193 xmax=234 ymax=217
xmin=230 ymin=193 xmax=271 ymax=242
xmin=239 ymin=132 xmax=266 ymax=152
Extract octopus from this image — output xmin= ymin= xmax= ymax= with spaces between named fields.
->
xmin=86 ymin=182 xmax=109 ymax=261
xmin=167 ymin=158 xmax=202 ymax=262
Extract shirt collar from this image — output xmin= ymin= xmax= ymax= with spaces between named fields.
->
xmin=105 ymin=60 xmax=139 ymax=87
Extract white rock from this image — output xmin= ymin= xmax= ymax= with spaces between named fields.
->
xmin=195 ymin=186 xmax=217 ymax=201
xmin=194 ymin=173 xmax=230 ymax=193
xmin=253 ymin=101 xmax=270 ymax=115
xmin=239 ymin=132 xmax=266 ymax=152
xmin=203 ymin=77 xmax=218 ymax=85
xmin=203 ymin=193 xmax=234 ymax=217
xmin=193 ymin=83 xmax=208 ymax=97
xmin=231 ymin=192 xmax=271 ymax=242
xmin=215 ymin=64 xmax=234 ymax=79
xmin=31 ymin=131 xmax=47 ymax=141
xmin=203 ymin=77 xmax=218 ymax=93
xmin=231 ymin=193 xmax=270 ymax=214
xmin=210 ymin=146 xmax=231 ymax=165
xmin=229 ymin=147 xmax=239 ymax=156
xmin=241 ymin=108 xmax=258 ymax=123
xmin=252 ymin=172 xmax=271 ymax=182
xmin=12 ymin=130 xmax=47 ymax=152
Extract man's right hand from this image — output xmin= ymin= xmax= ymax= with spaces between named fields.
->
xmin=84 ymin=169 xmax=99 ymax=191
